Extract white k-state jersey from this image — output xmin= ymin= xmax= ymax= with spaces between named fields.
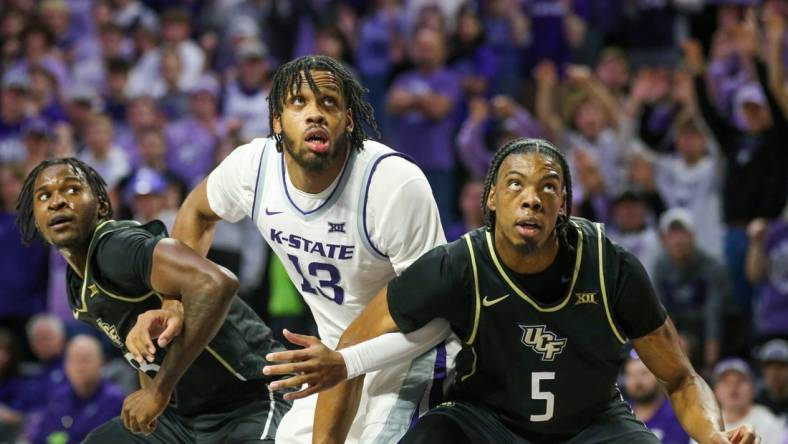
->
xmin=207 ymin=137 xmax=446 ymax=348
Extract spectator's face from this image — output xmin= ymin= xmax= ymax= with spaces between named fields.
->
xmin=85 ymin=120 xmax=113 ymax=154
xmin=29 ymin=70 xmax=55 ymax=101
xmin=272 ymin=70 xmax=353 ymax=172
xmin=239 ymin=58 xmax=267 ymax=87
xmin=24 ymin=30 xmax=48 ymax=57
xmin=574 ymin=100 xmax=604 ymax=140
xmin=138 ymin=131 xmax=166 ymax=164
xmin=163 ymin=21 xmax=189 ymax=44
xmin=41 ymin=6 xmax=69 ymax=35
xmin=595 ymin=57 xmax=629 ymax=91
xmin=316 ymin=33 xmax=344 ymax=60
xmin=714 ymin=371 xmax=754 ymax=413
xmin=29 ymin=322 xmax=64 ymax=361
xmin=66 ymin=101 xmax=93 ymax=127
xmin=133 ymin=193 xmax=165 ymax=222
xmin=1 ymin=88 xmax=26 ymax=122
xmin=161 ymin=51 xmax=182 ymax=85
xmin=675 ymin=127 xmax=705 ymax=163
xmin=32 ymin=164 xmax=106 ymax=250
xmin=190 ymin=92 xmax=216 ymax=118
xmin=741 ymin=102 xmax=771 ymax=133
xmin=662 ymin=226 xmax=694 ymax=263
xmin=107 ymin=71 xmax=128 ymax=97
xmin=624 ymin=359 xmax=661 ymax=404
xmin=411 ymin=28 xmax=445 ymax=70
xmin=457 ymin=13 xmax=481 ymax=43
xmin=127 ymin=98 xmax=157 ymax=129
xmin=460 ymin=181 xmax=484 ymax=226
xmin=613 ymin=200 xmax=646 ymax=232
xmin=99 ymin=29 xmax=124 ymax=57
xmin=761 ymin=362 xmax=788 ymax=399
xmin=487 ymin=152 xmax=565 ymax=255
xmin=24 ymin=133 xmax=51 ymax=158
xmin=65 ymin=339 xmax=102 ymax=395
xmin=1 ymin=11 xmax=26 ymax=38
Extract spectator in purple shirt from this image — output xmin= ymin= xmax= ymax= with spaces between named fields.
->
xmin=0 ymin=165 xmax=49 ymax=353
xmin=624 ymin=351 xmax=690 ymax=444
xmin=0 ymin=330 xmax=27 ymax=441
xmin=9 ymin=24 xmax=71 ymax=92
xmin=27 ymin=335 xmax=123 ymax=444
xmin=166 ymin=75 xmax=227 ymax=189
xmin=0 ymin=72 xmax=33 ymax=164
xmin=356 ymin=0 xmax=407 ymax=126
xmin=456 ymin=95 xmax=542 ymax=179
xmin=444 ymin=179 xmax=484 ymax=242
xmin=28 ymin=66 xmax=67 ymax=125
xmin=103 ymin=58 xmax=132 ymax=126
xmin=386 ymin=26 xmax=461 ymax=224
xmin=746 ymin=214 xmax=788 ymax=340
xmin=114 ymin=95 xmax=162 ymax=167
xmin=448 ymin=5 xmax=498 ymax=99
xmin=22 ymin=315 xmax=67 ymax=414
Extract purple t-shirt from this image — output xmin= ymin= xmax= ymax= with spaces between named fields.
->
xmin=642 ymin=398 xmax=690 ymax=444
xmin=27 ymin=379 xmax=124 ymax=444
xmin=757 ymin=220 xmax=788 ymax=336
xmin=0 ymin=213 xmax=49 ymax=317
xmin=166 ymin=117 xmax=225 ymax=189
xmin=389 ymin=68 xmax=461 ymax=171
xmin=523 ymin=0 xmax=569 ymax=68
xmin=356 ymin=9 xmax=406 ymax=77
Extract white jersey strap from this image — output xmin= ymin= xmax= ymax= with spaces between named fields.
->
xmin=355 ymin=151 xmax=414 ymax=259
xmin=251 ymin=141 xmax=271 ymax=225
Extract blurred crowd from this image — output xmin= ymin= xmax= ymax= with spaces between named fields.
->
xmin=0 ymin=0 xmax=787 ymax=442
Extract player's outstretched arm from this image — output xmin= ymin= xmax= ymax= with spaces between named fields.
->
xmin=121 ymin=239 xmax=238 ymax=435
xmin=633 ymin=319 xmax=760 ymax=444
xmin=172 ymin=178 xmax=222 ymax=257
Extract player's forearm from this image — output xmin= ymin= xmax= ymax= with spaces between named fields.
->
xmin=149 ymin=270 xmax=237 ymax=396
xmin=667 ymin=372 xmax=724 ymax=443
xmin=312 ymin=377 xmax=365 ymax=444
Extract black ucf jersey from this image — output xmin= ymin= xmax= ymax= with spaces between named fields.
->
xmin=387 ymin=217 xmax=666 ymax=438
xmin=66 ymin=220 xmax=287 ymax=416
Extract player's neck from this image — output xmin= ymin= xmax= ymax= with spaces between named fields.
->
xmin=59 ymin=246 xmax=89 ymax=278
xmin=284 ymin=147 xmax=349 ymax=194
xmin=496 ymin=232 xmax=560 ymax=274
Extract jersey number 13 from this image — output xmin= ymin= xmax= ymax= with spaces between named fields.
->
xmin=287 ymin=254 xmax=344 ymax=304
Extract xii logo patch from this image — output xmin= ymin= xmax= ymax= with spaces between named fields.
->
xmin=519 ymin=324 xmax=567 ymax=361
xmin=328 ymin=222 xmax=346 ymax=233
xmin=574 ymin=292 xmax=597 ymax=305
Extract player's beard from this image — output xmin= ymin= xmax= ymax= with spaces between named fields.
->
xmin=630 ymin=386 xmax=661 ymax=405
xmin=282 ymin=130 xmax=350 ymax=172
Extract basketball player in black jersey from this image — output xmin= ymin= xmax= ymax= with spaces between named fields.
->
xmin=263 ymin=139 xmax=759 ymax=443
xmin=17 ymin=158 xmax=290 ymax=443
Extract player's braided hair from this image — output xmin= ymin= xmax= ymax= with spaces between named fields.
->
xmin=267 ymin=55 xmax=379 ymax=153
xmin=16 ymin=158 xmax=113 ymax=245
xmin=481 ymin=138 xmax=574 ymax=248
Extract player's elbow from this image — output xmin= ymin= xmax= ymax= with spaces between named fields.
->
xmin=192 ymin=265 xmax=239 ymax=303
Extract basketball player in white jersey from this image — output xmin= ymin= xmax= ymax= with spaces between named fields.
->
xmin=170 ymin=55 xmax=457 ymax=443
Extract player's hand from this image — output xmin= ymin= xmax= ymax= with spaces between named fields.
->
xmin=263 ymin=329 xmax=347 ymax=401
xmin=703 ymin=425 xmax=760 ymax=444
xmin=121 ymin=387 xmax=170 ymax=435
xmin=126 ymin=307 xmax=183 ymax=364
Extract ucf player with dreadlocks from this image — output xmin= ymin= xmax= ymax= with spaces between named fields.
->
xmin=264 ymin=138 xmax=761 ymax=443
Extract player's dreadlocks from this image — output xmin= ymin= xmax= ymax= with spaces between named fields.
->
xmin=267 ymin=55 xmax=379 ymax=153
xmin=16 ymin=158 xmax=113 ymax=245
xmin=481 ymin=138 xmax=574 ymax=249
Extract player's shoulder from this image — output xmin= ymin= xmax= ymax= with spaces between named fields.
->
xmin=359 ymin=140 xmax=427 ymax=182
xmin=93 ymin=219 xmax=167 ymax=254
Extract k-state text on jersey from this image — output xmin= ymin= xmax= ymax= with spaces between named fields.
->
xmin=270 ymin=228 xmax=355 ymax=259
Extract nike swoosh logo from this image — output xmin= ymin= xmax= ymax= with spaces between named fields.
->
xmin=265 ymin=208 xmax=283 ymax=216
xmin=482 ymin=294 xmax=510 ymax=307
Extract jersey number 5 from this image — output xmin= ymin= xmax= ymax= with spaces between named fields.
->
xmin=287 ymin=254 xmax=344 ymax=304
xmin=531 ymin=372 xmax=555 ymax=422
